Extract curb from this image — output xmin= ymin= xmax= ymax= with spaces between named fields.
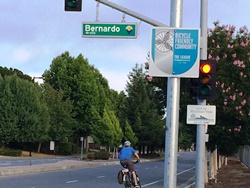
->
xmin=0 ymin=158 xmax=158 ymax=177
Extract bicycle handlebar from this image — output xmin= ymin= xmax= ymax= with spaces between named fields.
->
xmin=132 ymin=160 xmax=140 ymax=164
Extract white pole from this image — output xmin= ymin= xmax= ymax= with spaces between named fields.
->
xmin=164 ymin=0 xmax=183 ymax=187
xmin=80 ymin=137 xmax=84 ymax=160
xmin=195 ymin=0 xmax=208 ymax=187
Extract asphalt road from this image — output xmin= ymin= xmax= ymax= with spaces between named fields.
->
xmin=0 ymin=152 xmax=196 ymax=188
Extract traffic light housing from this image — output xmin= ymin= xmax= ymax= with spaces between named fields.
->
xmin=190 ymin=60 xmax=216 ymax=100
xmin=65 ymin=0 xmax=82 ymax=11
xmin=190 ymin=78 xmax=199 ymax=97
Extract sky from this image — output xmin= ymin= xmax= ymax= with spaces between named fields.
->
xmin=1 ymin=0 xmax=250 ymax=92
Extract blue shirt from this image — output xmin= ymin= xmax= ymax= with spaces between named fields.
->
xmin=119 ymin=147 xmax=136 ymax=160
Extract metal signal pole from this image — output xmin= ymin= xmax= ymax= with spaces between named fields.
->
xmin=195 ymin=0 xmax=208 ymax=188
xmin=164 ymin=0 xmax=183 ymax=187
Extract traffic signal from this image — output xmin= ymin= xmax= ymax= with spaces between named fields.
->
xmin=199 ymin=60 xmax=216 ymax=99
xmin=65 ymin=0 xmax=82 ymax=11
xmin=190 ymin=60 xmax=216 ymax=100
xmin=190 ymin=78 xmax=199 ymax=97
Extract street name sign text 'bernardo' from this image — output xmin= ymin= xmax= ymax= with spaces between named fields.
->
xmin=82 ymin=22 xmax=138 ymax=39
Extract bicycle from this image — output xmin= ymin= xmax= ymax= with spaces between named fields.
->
xmin=118 ymin=160 xmax=141 ymax=188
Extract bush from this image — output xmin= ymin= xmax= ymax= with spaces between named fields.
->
xmin=94 ymin=151 xmax=110 ymax=160
xmin=57 ymin=142 xmax=76 ymax=155
xmin=141 ymin=152 xmax=161 ymax=159
xmin=87 ymin=152 xmax=95 ymax=160
xmin=0 ymin=149 xmax=22 ymax=157
xmin=86 ymin=151 xmax=110 ymax=160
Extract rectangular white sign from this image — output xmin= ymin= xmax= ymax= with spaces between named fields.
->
xmin=187 ymin=105 xmax=216 ymax=125
xmin=50 ymin=141 xmax=55 ymax=150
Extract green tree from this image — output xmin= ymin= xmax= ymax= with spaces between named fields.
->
xmin=178 ymin=123 xmax=193 ymax=151
xmin=0 ymin=76 xmax=18 ymax=147
xmin=114 ymin=91 xmax=137 ymax=146
xmin=43 ymin=52 xmax=100 ymax=143
xmin=125 ymin=63 xmax=165 ymax=153
xmin=0 ymin=75 xmax=50 ymax=149
xmin=91 ymin=107 xmax=114 ymax=147
xmin=0 ymin=66 xmax=32 ymax=82
xmin=91 ymin=106 xmax=122 ymax=148
xmin=124 ymin=121 xmax=138 ymax=146
xmin=11 ymin=75 xmax=49 ymax=144
xmin=145 ymin=68 xmax=196 ymax=150
xmin=43 ymin=83 xmax=75 ymax=141
xmin=116 ymin=91 xmax=128 ymax=130
xmin=109 ymin=110 xmax=123 ymax=147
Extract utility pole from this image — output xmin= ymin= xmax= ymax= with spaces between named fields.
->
xmin=80 ymin=137 xmax=84 ymax=160
xmin=195 ymin=0 xmax=208 ymax=188
xmin=164 ymin=0 xmax=183 ymax=187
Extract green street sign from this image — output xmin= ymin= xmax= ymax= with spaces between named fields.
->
xmin=82 ymin=22 xmax=138 ymax=39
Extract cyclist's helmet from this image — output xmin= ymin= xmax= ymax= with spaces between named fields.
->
xmin=124 ymin=141 xmax=131 ymax=147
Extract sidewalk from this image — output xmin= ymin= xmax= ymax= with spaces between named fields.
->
xmin=188 ymin=157 xmax=250 ymax=188
xmin=205 ymin=157 xmax=250 ymax=188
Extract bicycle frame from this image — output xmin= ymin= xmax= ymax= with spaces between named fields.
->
xmin=121 ymin=168 xmax=132 ymax=188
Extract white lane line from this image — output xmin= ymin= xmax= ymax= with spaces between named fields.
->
xmin=177 ymin=167 xmax=195 ymax=175
xmin=66 ymin=180 xmax=78 ymax=184
xmin=142 ymin=179 xmax=163 ymax=187
xmin=141 ymin=166 xmax=195 ymax=187
xmin=97 ymin=176 xmax=105 ymax=178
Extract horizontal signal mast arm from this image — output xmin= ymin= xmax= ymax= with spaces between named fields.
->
xmin=95 ymin=0 xmax=167 ymax=27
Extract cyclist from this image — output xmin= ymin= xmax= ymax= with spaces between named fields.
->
xmin=119 ymin=141 xmax=140 ymax=188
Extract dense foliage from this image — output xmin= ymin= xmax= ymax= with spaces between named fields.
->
xmin=42 ymin=52 xmax=123 ymax=150
xmin=206 ymin=22 xmax=250 ymax=155
xmin=0 ymin=74 xmax=50 ymax=147
xmin=125 ymin=64 xmax=165 ymax=153
xmin=43 ymin=83 xmax=75 ymax=142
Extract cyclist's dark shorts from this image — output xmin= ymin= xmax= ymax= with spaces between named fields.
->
xmin=120 ymin=159 xmax=135 ymax=172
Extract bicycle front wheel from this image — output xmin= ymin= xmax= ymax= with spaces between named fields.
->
xmin=135 ymin=174 xmax=141 ymax=188
xmin=124 ymin=174 xmax=132 ymax=188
